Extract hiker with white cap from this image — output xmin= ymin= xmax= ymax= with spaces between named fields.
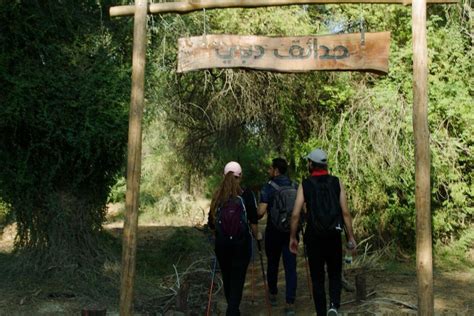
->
xmin=207 ymin=161 xmax=258 ymax=316
xmin=289 ymin=149 xmax=356 ymax=316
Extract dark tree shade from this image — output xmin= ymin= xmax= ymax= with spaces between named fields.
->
xmin=0 ymin=1 xmax=131 ymax=264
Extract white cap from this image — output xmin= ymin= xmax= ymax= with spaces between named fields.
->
xmin=224 ymin=161 xmax=242 ymax=177
xmin=306 ymin=148 xmax=328 ymax=165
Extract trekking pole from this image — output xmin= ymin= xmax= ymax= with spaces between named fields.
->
xmin=206 ymin=256 xmax=217 ymax=316
xmin=251 ymin=238 xmax=256 ymax=304
xmin=257 ymin=240 xmax=272 ymax=316
xmin=303 ymin=244 xmax=313 ymax=301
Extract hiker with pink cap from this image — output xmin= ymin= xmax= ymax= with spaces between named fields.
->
xmin=207 ymin=161 xmax=259 ymax=316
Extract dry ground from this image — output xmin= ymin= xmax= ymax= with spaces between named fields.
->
xmin=0 ymin=203 xmax=472 ymax=315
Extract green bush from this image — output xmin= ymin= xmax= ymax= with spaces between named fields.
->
xmin=0 ymin=199 xmax=9 ymax=225
xmin=0 ymin=1 xmax=131 ymax=266
xmin=435 ymin=226 xmax=474 ymax=269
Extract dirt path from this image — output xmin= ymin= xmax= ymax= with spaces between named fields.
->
xmin=207 ymin=221 xmax=474 ymax=316
xmin=213 ymin=246 xmax=473 ymax=315
xmin=1 ymin=216 xmax=473 ymax=315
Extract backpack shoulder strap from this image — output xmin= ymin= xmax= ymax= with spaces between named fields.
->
xmin=268 ymin=180 xmax=280 ymax=191
xmin=327 ymin=175 xmax=335 ymax=185
xmin=325 ymin=176 xmax=341 ymax=192
xmin=308 ymin=176 xmax=320 ymax=187
xmin=237 ymin=195 xmax=251 ymax=230
xmin=236 ymin=195 xmax=247 ymax=212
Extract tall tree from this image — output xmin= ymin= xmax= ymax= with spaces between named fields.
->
xmin=0 ymin=1 xmax=131 ymax=266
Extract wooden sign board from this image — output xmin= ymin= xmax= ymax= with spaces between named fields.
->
xmin=178 ymin=32 xmax=390 ymax=74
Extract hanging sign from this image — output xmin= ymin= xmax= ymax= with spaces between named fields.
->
xmin=177 ymin=32 xmax=390 ymax=74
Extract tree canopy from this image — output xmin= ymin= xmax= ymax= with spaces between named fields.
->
xmin=0 ymin=1 xmax=472 ymax=266
xmin=143 ymin=3 xmax=472 ymax=248
xmin=0 ymin=0 xmax=132 ymax=264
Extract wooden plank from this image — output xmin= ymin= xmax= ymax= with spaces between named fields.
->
xmin=355 ymin=272 xmax=367 ymax=302
xmin=119 ymin=0 xmax=148 ymax=315
xmin=110 ymin=0 xmax=458 ymax=17
xmin=177 ymin=32 xmax=390 ymax=74
xmin=412 ymin=0 xmax=433 ymax=313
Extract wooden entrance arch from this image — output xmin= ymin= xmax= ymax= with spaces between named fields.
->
xmin=110 ymin=0 xmax=457 ymax=314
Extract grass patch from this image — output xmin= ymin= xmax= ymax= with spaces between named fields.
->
xmin=374 ymin=227 xmax=474 ymax=275
xmin=381 ymin=258 xmax=416 ymax=276
xmin=435 ymin=226 xmax=474 ymax=271
xmin=136 ymin=227 xmax=211 ymax=276
xmin=0 ymin=253 xmax=121 ymax=313
xmin=0 ymin=225 xmax=212 ymax=314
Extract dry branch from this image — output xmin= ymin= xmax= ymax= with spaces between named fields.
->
xmin=151 ymin=257 xmax=224 ymax=314
xmin=359 ymin=297 xmax=418 ymax=310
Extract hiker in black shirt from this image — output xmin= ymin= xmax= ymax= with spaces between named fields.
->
xmin=208 ymin=161 xmax=258 ymax=316
xmin=289 ymin=149 xmax=356 ymax=316
xmin=258 ymin=158 xmax=297 ymax=316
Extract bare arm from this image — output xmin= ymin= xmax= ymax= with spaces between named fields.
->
xmin=289 ymin=184 xmax=304 ymax=254
xmin=257 ymin=202 xmax=268 ymax=218
xmin=340 ymin=180 xmax=356 ymax=247
xmin=250 ymin=223 xmax=259 ymax=240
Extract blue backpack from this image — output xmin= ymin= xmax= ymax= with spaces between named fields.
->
xmin=215 ymin=196 xmax=250 ymax=245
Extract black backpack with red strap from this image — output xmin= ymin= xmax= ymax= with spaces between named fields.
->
xmin=306 ymin=176 xmax=343 ymax=235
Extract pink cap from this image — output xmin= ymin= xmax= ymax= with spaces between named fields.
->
xmin=224 ymin=161 xmax=242 ymax=177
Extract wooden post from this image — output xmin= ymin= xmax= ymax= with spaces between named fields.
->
xmin=119 ymin=1 xmax=148 ymax=315
xmin=355 ymin=271 xmax=367 ymax=302
xmin=412 ymin=0 xmax=433 ymax=314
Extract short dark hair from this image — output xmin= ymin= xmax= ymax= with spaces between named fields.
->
xmin=309 ymin=160 xmax=328 ymax=171
xmin=272 ymin=158 xmax=288 ymax=175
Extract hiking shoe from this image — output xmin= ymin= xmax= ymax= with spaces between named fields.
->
xmin=284 ymin=305 xmax=296 ymax=316
xmin=269 ymin=294 xmax=277 ymax=306
xmin=342 ymin=277 xmax=355 ymax=292
xmin=327 ymin=307 xmax=338 ymax=316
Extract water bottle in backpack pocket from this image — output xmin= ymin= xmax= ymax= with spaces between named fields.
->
xmin=215 ymin=196 xmax=250 ymax=245
xmin=307 ymin=176 xmax=343 ymax=235
xmin=269 ymin=181 xmax=298 ymax=232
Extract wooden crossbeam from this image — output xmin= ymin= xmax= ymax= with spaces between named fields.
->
xmin=110 ymin=0 xmax=457 ymax=17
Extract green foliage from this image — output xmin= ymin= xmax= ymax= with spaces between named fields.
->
xmin=435 ymin=226 xmax=474 ymax=269
xmin=0 ymin=0 xmax=470 ymax=271
xmin=209 ymin=6 xmax=315 ymax=36
xmin=426 ymin=4 xmax=473 ymax=242
xmin=0 ymin=1 xmax=131 ymax=265
xmin=139 ymin=191 xmax=198 ymax=224
xmin=0 ymin=199 xmax=9 ymax=225
xmin=108 ymin=177 xmax=126 ymax=204
xmin=135 ymin=227 xmax=211 ymax=279
xmin=160 ymin=228 xmax=206 ymax=261
xmin=138 ymin=2 xmax=473 ymax=250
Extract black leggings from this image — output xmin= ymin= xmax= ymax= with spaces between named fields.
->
xmin=215 ymin=239 xmax=251 ymax=316
xmin=305 ymin=233 xmax=342 ymax=316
